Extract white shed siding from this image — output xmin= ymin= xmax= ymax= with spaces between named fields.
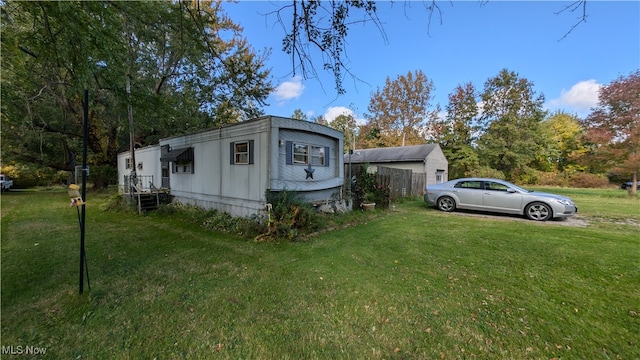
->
xmin=424 ymin=146 xmax=448 ymax=185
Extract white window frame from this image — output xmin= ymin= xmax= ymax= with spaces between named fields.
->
xmin=293 ymin=143 xmax=325 ymax=165
xmin=234 ymin=141 xmax=249 ymax=164
xmin=310 ymin=146 xmax=325 ymax=166
xmin=173 ymin=162 xmax=192 ymax=174
xmin=293 ymin=143 xmax=309 ymax=164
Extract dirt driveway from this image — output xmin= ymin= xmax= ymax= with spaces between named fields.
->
xmin=441 ymin=209 xmax=592 ymax=227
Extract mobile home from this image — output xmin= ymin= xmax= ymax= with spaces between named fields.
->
xmin=118 ymin=116 xmax=345 ymax=217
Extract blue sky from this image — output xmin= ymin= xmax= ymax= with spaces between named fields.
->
xmin=223 ymin=1 xmax=639 ymax=124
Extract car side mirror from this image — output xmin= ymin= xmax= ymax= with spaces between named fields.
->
xmin=507 ymin=188 xmax=516 ymax=193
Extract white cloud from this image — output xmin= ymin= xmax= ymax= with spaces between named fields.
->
xmin=324 ymin=106 xmax=366 ymax=125
xmin=273 ymin=76 xmax=304 ymax=104
xmin=324 ymin=107 xmax=354 ymax=122
xmin=548 ymin=80 xmax=601 ymax=113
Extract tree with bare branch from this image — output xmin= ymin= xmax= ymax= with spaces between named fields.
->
xmin=270 ymin=0 xmax=589 ymax=94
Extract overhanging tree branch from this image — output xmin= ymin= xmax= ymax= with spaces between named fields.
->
xmin=556 ymin=0 xmax=588 ymax=41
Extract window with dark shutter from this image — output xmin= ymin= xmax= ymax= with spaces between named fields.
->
xmin=286 ymin=141 xmax=330 ymax=167
xmin=166 ymin=147 xmax=194 ymax=174
xmin=231 ymin=140 xmax=254 ymax=165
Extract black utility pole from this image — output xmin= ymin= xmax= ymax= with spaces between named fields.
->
xmin=79 ymin=89 xmax=90 ymax=294
xmin=127 ymin=76 xmax=136 ymax=193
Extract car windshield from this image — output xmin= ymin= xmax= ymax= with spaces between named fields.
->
xmin=510 ymin=183 xmax=531 ymax=193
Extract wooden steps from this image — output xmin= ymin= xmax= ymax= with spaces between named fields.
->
xmin=137 ymin=192 xmax=159 ymax=212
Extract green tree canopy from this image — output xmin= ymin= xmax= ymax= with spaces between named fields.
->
xmin=539 ymin=111 xmax=587 ymax=173
xmin=291 ymin=109 xmax=308 ymax=121
xmin=365 ymin=70 xmax=440 ymax=148
xmin=1 ymin=0 xmax=272 ymax=187
xmin=438 ymin=83 xmax=478 ymax=148
xmin=476 ymin=69 xmax=547 ymax=181
xmin=329 ymin=113 xmax=357 ymax=153
xmin=437 ymin=82 xmax=480 ymax=179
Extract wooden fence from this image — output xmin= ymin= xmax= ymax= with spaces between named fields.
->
xmin=345 ymin=164 xmax=425 ymax=200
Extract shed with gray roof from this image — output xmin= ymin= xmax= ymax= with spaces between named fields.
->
xmin=344 ymin=144 xmax=448 ymax=185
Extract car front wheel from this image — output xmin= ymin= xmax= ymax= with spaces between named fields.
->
xmin=525 ymin=202 xmax=552 ymax=221
xmin=437 ymin=196 xmax=456 ymax=212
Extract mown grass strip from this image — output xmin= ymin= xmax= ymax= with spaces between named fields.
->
xmin=1 ymin=189 xmax=638 ymax=359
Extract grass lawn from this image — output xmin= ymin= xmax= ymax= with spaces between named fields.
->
xmin=1 ymin=188 xmax=638 ymax=359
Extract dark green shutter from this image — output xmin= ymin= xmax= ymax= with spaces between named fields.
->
xmin=286 ymin=141 xmax=293 ymax=165
xmin=249 ymin=140 xmax=254 ymax=164
xmin=324 ymin=146 xmax=330 ymax=166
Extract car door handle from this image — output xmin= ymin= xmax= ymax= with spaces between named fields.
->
xmin=484 ymin=192 xmax=491 ymax=195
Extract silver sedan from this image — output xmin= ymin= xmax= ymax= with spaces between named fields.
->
xmin=424 ymin=178 xmax=577 ymax=221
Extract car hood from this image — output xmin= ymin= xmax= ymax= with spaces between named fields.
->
xmin=528 ymin=191 xmax=573 ymax=203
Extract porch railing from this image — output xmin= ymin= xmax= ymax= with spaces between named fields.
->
xmin=123 ymin=175 xmax=155 ymax=195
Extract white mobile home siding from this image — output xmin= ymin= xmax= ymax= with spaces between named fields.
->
xmin=117 ymin=145 xmax=162 ymax=191
xmin=117 ymin=116 xmax=344 ymax=217
xmin=161 ymin=119 xmax=270 ymax=217
xmin=272 ymin=128 xmax=343 ymax=200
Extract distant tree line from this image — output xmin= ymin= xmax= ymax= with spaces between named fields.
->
xmin=305 ymin=69 xmax=639 ymax=192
